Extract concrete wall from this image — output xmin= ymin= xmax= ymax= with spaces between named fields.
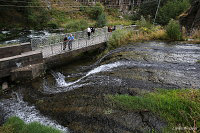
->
xmin=0 ymin=51 xmax=43 ymax=78
xmin=45 ymin=42 xmax=106 ymax=68
xmin=0 ymin=43 xmax=32 ymax=58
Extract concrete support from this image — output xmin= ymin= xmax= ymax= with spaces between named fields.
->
xmin=11 ymin=63 xmax=44 ymax=81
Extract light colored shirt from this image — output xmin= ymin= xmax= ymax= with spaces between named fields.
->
xmin=87 ymin=28 xmax=91 ymax=32
xmin=68 ymin=36 xmax=74 ymax=40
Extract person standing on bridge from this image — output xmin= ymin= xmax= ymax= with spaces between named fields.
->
xmin=68 ymin=34 xmax=74 ymax=50
xmin=63 ymin=34 xmax=68 ymax=50
xmin=87 ymin=27 xmax=91 ymax=39
xmin=91 ymin=27 xmax=95 ymax=36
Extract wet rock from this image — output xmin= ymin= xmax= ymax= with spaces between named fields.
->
xmin=23 ymin=84 xmax=167 ymax=133
xmin=21 ymin=41 xmax=200 ymax=132
xmin=0 ymin=108 xmax=5 ymax=126
xmin=2 ymin=82 xmax=8 ymax=90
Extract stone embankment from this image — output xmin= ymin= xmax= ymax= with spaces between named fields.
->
xmin=0 ymin=43 xmax=43 ymax=80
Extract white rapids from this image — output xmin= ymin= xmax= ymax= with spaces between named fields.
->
xmin=0 ymin=91 xmax=69 ymax=133
xmin=53 ymin=61 xmax=129 ymax=87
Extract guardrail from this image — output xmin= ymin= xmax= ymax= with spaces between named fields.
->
xmin=31 ymin=25 xmax=137 ymax=58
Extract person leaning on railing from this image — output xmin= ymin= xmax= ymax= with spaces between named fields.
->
xmin=68 ymin=34 xmax=74 ymax=50
xmin=63 ymin=34 xmax=68 ymax=50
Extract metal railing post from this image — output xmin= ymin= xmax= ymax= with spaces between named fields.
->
xmin=51 ymin=45 xmax=53 ymax=55
xmin=78 ymin=39 xmax=79 ymax=49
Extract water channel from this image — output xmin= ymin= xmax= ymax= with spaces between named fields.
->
xmin=0 ymin=30 xmax=59 ymax=45
xmin=1 ymin=41 xmax=200 ymax=132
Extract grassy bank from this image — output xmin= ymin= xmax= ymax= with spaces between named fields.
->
xmin=108 ymin=89 xmax=200 ymax=132
xmin=0 ymin=117 xmax=62 ymax=133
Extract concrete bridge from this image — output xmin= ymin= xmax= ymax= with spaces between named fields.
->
xmin=0 ymin=25 xmax=137 ymax=82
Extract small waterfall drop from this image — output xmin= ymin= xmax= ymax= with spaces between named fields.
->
xmin=0 ymin=91 xmax=69 ymax=133
xmin=52 ymin=61 xmax=130 ymax=88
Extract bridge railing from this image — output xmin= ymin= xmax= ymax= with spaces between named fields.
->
xmin=31 ymin=25 xmax=137 ymax=58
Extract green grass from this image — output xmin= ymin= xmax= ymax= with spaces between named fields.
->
xmin=65 ymin=20 xmax=89 ymax=33
xmin=108 ymin=29 xmax=132 ymax=50
xmin=0 ymin=116 xmax=62 ymax=133
xmin=107 ymin=15 xmax=133 ymax=26
xmin=109 ymin=89 xmax=200 ymax=129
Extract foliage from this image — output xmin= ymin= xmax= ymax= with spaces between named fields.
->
xmin=47 ymin=22 xmax=59 ymax=29
xmin=0 ymin=34 xmax=7 ymax=41
xmin=27 ymin=0 xmax=50 ymax=29
xmin=22 ymin=122 xmax=61 ymax=133
xmin=108 ymin=29 xmax=132 ymax=50
xmin=1 ymin=116 xmax=62 ymax=133
xmin=106 ymin=8 xmax=120 ymax=17
xmin=196 ymin=60 xmax=200 ymax=63
xmin=166 ymin=19 xmax=183 ymax=40
xmin=0 ymin=124 xmax=14 ymax=133
xmin=96 ymin=13 xmax=107 ymax=27
xmin=49 ymin=9 xmax=69 ymax=25
xmin=80 ymin=2 xmax=107 ymax=28
xmin=65 ymin=20 xmax=88 ymax=32
xmin=135 ymin=16 xmax=167 ymax=40
xmin=139 ymin=1 xmax=158 ymax=20
xmin=81 ymin=2 xmax=104 ymax=20
xmin=149 ymin=29 xmax=168 ymax=40
xmin=157 ymin=0 xmax=190 ymax=25
xmin=191 ymin=29 xmax=200 ymax=39
xmin=4 ymin=116 xmax=25 ymax=133
xmin=107 ymin=16 xmax=132 ymax=26
xmin=109 ymin=89 xmax=200 ymax=129
xmin=136 ymin=16 xmax=153 ymax=31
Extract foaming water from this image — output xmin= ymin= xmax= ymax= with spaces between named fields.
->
xmin=52 ymin=61 xmax=129 ymax=88
xmin=49 ymin=58 xmax=200 ymax=92
xmin=0 ymin=92 xmax=69 ymax=133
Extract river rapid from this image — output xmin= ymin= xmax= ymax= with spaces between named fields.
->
xmin=1 ymin=41 xmax=200 ymax=132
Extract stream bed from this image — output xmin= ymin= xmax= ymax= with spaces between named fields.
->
xmin=1 ymin=41 xmax=200 ymax=132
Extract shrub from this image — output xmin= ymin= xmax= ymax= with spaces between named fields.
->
xmin=136 ymin=16 xmax=153 ymax=30
xmin=47 ymin=22 xmax=59 ymax=29
xmin=139 ymin=1 xmax=158 ymax=19
xmin=191 ymin=29 xmax=200 ymax=39
xmin=166 ymin=19 xmax=182 ymax=40
xmin=91 ymin=2 xmax=104 ymax=19
xmin=65 ymin=20 xmax=88 ymax=32
xmin=0 ymin=33 xmax=6 ymax=41
xmin=26 ymin=0 xmax=50 ymax=29
xmin=108 ymin=29 xmax=132 ymax=50
xmin=149 ymin=29 xmax=168 ymax=40
xmin=96 ymin=13 xmax=107 ymax=27
xmin=81 ymin=2 xmax=104 ymax=20
xmin=106 ymin=8 xmax=120 ymax=17
xmin=157 ymin=0 xmax=190 ymax=25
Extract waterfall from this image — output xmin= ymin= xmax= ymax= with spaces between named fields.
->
xmin=0 ymin=92 xmax=69 ymax=133
xmin=94 ymin=46 xmax=135 ymax=66
xmin=52 ymin=61 xmax=130 ymax=88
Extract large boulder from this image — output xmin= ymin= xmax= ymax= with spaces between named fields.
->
xmin=179 ymin=1 xmax=200 ymax=31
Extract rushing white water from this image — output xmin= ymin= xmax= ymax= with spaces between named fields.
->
xmin=0 ymin=91 xmax=69 ymax=133
xmin=52 ymin=61 xmax=129 ymax=88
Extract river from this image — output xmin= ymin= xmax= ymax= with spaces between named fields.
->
xmin=0 ymin=30 xmax=61 ymax=45
xmin=1 ymin=41 xmax=200 ymax=132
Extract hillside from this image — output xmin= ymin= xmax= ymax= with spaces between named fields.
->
xmin=0 ymin=0 xmax=82 ymax=30
xmin=0 ymin=0 xmax=132 ymax=30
